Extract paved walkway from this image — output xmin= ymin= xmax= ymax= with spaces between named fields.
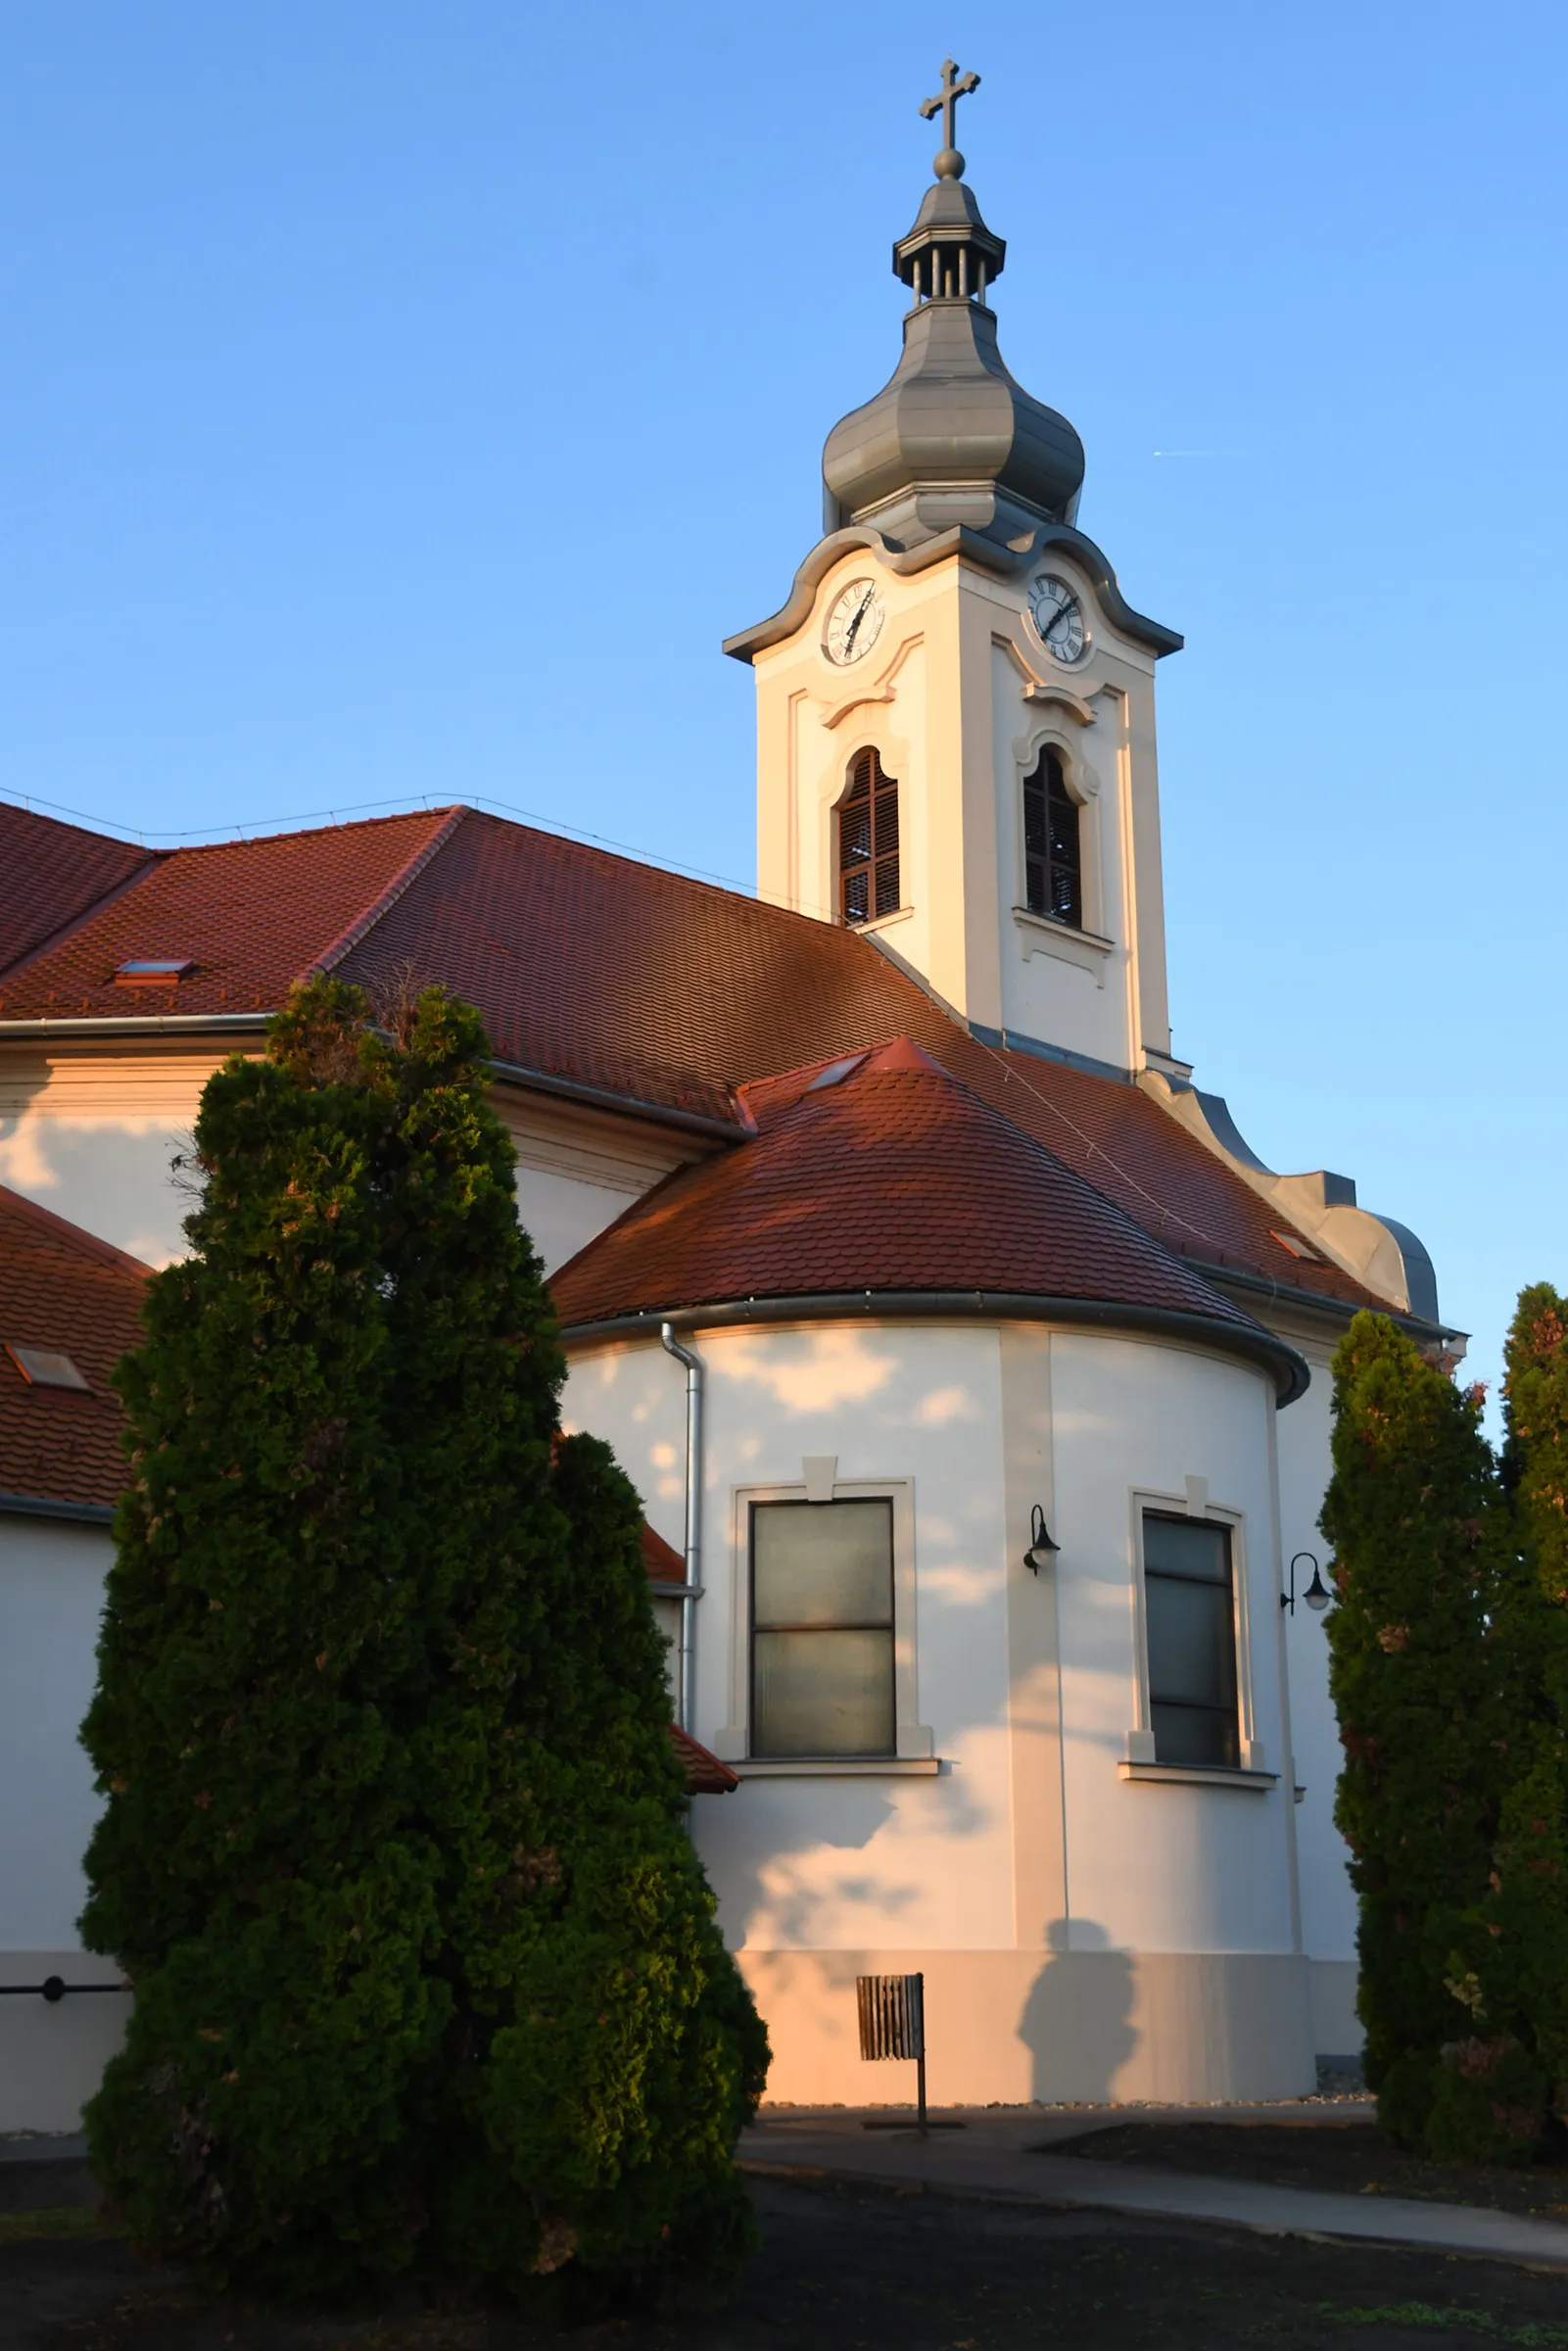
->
xmin=740 ymin=2104 xmax=1568 ymax=2272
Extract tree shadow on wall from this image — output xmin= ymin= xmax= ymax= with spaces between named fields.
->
xmin=1017 ymin=1918 xmax=1137 ymax=2103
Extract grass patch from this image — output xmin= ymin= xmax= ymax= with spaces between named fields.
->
xmin=0 ymin=2206 xmax=120 ymax=2245
xmin=1311 ymin=2304 xmax=1568 ymax=2345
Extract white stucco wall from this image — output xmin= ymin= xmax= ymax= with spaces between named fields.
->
xmin=1268 ymin=1325 xmax=1360 ymax=2051
xmin=0 ymin=1511 xmax=129 ymax=2131
xmin=750 ymin=546 xmax=1176 ymax=1078
xmin=1048 ymin=1333 xmax=1298 ymax=1961
xmin=0 ymin=1515 xmax=110 ymax=1946
xmin=566 ymin=1321 xmax=1018 ymax=1956
xmin=0 ymin=1047 xmax=708 ymax=1277
xmin=565 ymin=1316 xmax=1316 ymax=2102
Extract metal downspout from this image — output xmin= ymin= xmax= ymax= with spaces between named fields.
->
xmin=659 ymin=1323 xmax=703 ymax=1733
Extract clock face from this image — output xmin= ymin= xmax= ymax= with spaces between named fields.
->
xmin=825 ymin=578 xmax=886 ymax=667
xmin=1028 ymin=574 xmax=1087 ymax=664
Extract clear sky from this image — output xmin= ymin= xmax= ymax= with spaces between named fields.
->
xmin=1 ymin=2 xmax=1563 ymax=1420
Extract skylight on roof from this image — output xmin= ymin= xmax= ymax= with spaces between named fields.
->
xmin=1270 ymin=1229 xmax=1324 ymax=1264
xmin=805 ymin=1053 xmax=868 ymax=1093
xmin=5 ymin=1343 xmax=89 ymax=1391
xmin=114 ymin=959 xmax=193 ymax=988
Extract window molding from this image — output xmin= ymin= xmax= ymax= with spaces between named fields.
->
xmin=713 ymin=1471 xmax=933 ymax=1764
xmin=1125 ymin=1481 xmax=1265 ymax=1775
xmin=1011 ymin=907 xmax=1114 ymax=989
xmin=1010 ymin=719 xmax=1105 ymax=943
xmin=835 ymin=746 xmax=901 ymax=927
xmin=1117 ymin=1760 xmax=1277 ymax=1792
xmin=731 ymin=1756 xmax=943 ymax=1779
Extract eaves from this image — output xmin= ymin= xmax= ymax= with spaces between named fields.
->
xmin=0 ymin=1015 xmax=750 ymax=1147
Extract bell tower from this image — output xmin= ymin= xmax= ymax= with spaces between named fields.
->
xmin=725 ymin=64 xmax=1188 ymax=1082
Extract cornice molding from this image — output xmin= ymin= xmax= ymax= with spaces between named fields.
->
xmin=724 ymin=520 xmax=1183 ymax=666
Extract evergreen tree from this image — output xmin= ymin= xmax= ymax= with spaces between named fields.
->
xmin=1445 ymin=1285 xmax=1568 ymax=2154
xmin=80 ymin=978 xmax=767 ymax=2302
xmin=1320 ymin=1311 xmax=1505 ymax=2150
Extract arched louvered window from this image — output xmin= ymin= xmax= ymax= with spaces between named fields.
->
xmin=1022 ymin=745 xmax=1082 ymax=928
xmin=838 ymin=748 xmax=900 ymax=926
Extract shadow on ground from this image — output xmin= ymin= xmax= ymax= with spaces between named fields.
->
xmin=1054 ymin=2120 xmax=1568 ymax=2220
xmin=6 ymin=2168 xmax=1568 ymax=2351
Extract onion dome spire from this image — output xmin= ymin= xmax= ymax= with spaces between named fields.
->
xmin=822 ymin=63 xmax=1086 ymax=552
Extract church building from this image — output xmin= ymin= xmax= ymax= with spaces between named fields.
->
xmin=0 ymin=67 xmax=1454 ymax=2122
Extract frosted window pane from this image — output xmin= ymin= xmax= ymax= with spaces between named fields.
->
xmin=1142 ymin=1515 xmax=1228 ymax=1584
xmin=1145 ymin=1574 xmax=1234 ymax=1709
xmin=752 ymin=1628 xmax=895 ymax=1757
xmin=1151 ymin=1701 xmax=1238 ymax=1770
xmin=752 ymin=1502 xmax=893 ymax=1629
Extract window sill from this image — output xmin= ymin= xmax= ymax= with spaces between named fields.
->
xmin=1011 ymin=908 xmax=1114 ymax=953
xmin=732 ymin=1755 xmax=943 ymax=1778
xmin=850 ymin=905 xmax=914 ymax=936
xmin=1117 ymin=1760 xmax=1278 ymax=1792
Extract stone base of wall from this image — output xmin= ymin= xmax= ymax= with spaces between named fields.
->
xmin=0 ymin=1952 xmax=128 ymax=2135
xmin=738 ymin=1947 xmax=1317 ymax=2106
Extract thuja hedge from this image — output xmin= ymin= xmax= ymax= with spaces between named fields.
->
xmin=1322 ymin=1298 xmax=1568 ymax=2160
xmin=79 ymin=978 xmax=768 ymax=2302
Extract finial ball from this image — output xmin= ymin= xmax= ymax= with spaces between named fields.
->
xmin=934 ymin=146 xmax=964 ymax=180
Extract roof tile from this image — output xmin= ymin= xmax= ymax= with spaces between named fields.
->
xmin=0 ymin=801 xmax=1381 ymax=1311
xmin=0 ymin=804 xmax=154 ymax=983
xmin=550 ymin=1040 xmax=1275 ymax=1348
xmin=0 ymin=1186 xmax=150 ymax=1510
xmin=0 ymin=808 xmax=458 ymax=1019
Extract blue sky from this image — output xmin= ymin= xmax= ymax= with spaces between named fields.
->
xmin=1 ymin=2 xmax=1563 ymax=1417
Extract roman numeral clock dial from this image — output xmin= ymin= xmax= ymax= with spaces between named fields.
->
xmin=825 ymin=578 xmax=887 ymax=666
xmin=1028 ymin=574 xmax=1087 ymax=664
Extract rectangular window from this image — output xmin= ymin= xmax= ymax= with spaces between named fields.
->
xmin=750 ymin=1499 xmax=895 ymax=1757
xmin=1142 ymin=1512 xmax=1240 ymax=1768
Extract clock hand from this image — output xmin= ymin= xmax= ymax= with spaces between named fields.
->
xmin=842 ymin=588 xmax=875 ymax=655
xmin=1045 ymin=597 xmax=1079 ymax=644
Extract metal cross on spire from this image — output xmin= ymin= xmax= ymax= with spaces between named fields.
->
xmin=919 ymin=57 xmax=979 ymax=180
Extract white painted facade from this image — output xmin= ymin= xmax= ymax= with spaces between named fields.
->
xmin=0 ymin=1044 xmax=706 ymax=1279
xmin=0 ymin=1512 xmax=129 ymax=2131
xmin=752 ymin=544 xmax=1172 ymax=1080
xmin=564 ymin=1318 xmax=1320 ymax=2103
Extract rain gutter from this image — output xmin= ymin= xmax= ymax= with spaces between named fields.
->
xmin=0 ymin=1491 xmax=116 ymax=1526
xmin=1194 ymin=1260 xmax=1465 ymax=1352
xmin=658 ymin=1323 xmax=704 ymax=1732
xmin=564 ymin=1291 xmax=1310 ymax=1408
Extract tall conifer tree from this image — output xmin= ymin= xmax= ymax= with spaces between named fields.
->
xmin=80 ymin=979 xmax=767 ymax=2301
xmin=1448 ymin=1284 xmax=1568 ymax=2150
xmin=1320 ymin=1311 xmax=1504 ymax=2149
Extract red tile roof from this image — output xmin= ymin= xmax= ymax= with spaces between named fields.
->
xmin=0 ymin=1185 xmax=150 ymax=1512
xmin=0 ymin=804 xmax=154 ymax=982
xmin=549 ymin=1039 xmax=1295 ymax=1390
xmin=641 ymin=1518 xmax=687 ymax=1585
xmin=0 ymin=806 xmax=460 ymax=1017
xmin=0 ymin=800 xmax=1381 ymax=1314
xmin=670 ymin=1725 xmax=739 ymax=1796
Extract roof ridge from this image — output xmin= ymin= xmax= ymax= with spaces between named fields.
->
xmin=300 ymin=805 xmax=468 ymax=985
xmin=0 ymin=1180 xmax=156 ymax=1282
xmin=0 ymin=798 xmax=150 ymax=855
xmin=0 ymin=841 xmax=163 ymax=990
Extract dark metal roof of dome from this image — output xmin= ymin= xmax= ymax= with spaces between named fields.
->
xmin=822 ymin=65 xmax=1086 ymax=553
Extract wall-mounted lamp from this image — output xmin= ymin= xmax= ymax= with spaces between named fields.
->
xmin=1024 ymin=1505 xmax=1060 ymax=1575
xmin=1281 ymin=1550 xmax=1332 ymax=1615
